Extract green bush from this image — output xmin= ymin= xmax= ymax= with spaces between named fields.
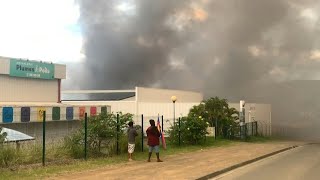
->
xmin=167 ymin=116 xmax=209 ymax=145
xmin=0 ymin=127 xmax=7 ymax=143
xmin=63 ymin=131 xmax=84 ymax=159
xmin=65 ymin=112 xmax=134 ymax=157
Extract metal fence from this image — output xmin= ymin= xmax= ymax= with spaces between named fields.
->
xmin=0 ymin=112 xmax=173 ymax=168
xmin=0 ymin=113 xmax=273 ymax=168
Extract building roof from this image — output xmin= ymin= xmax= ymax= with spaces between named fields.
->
xmin=0 ymin=102 xmax=68 ymax=107
xmin=61 ymin=92 xmax=136 ymax=101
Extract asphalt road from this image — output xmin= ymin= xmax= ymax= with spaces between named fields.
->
xmin=213 ymin=144 xmax=320 ymax=180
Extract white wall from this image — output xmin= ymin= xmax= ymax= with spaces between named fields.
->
xmin=137 ymin=87 xmax=203 ymax=103
xmin=61 ymin=87 xmax=204 ymax=132
xmin=137 ymin=102 xmax=199 ymax=132
xmin=61 ymin=101 xmax=201 ymax=131
xmin=138 ymin=102 xmax=198 ymax=118
xmin=0 ymin=75 xmax=59 ymax=102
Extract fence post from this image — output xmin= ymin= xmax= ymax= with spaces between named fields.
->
xmin=42 ymin=111 xmax=46 ymax=166
xmin=215 ymin=118 xmax=218 ymax=138
xmin=161 ymin=115 xmax=164 ymax=133
xmin=141 ymin=114 xmax=144 ymax=152
xmin=178 ymin=117 xmax=181 ymax=146
xmin=255 ymin=122 xmax=258 ymax=136
xmin=251 ymin=122 xmax=254 ymax=136
xmin=116 ymin=113 xmax=119 ymax=155
xmin=84 ymin=113 xmax=88 ymax=160
xmin=245 ymin=124 xmax=248 ymax=138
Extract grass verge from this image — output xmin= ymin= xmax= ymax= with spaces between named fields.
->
xmin=245 ymin=136 xmax=276 ymax=143
xmin=0 ymin=138 xmax=235 ymax=179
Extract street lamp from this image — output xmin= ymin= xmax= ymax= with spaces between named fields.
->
xmin=171 ymin=96 xmax=177 ymax=127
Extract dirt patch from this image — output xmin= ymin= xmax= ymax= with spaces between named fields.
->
xmin=48 ymin=141 xmax=304 ymax=180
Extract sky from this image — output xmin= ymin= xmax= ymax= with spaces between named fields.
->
xmin=0 ymin=0 xmax=82 ymax=64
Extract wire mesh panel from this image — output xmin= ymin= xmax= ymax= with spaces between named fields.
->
xmin=244 ymin=121 xmax=258 ymax=136
xmin=0 ymin=105 xmax=110 ymax=167
xmin=257 ymin=121 xmax=271 ymax=136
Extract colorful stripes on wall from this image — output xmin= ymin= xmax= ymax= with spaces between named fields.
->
xmin=1 ymin=106 xmax=108 ymax=123
xmin=21 ymin=107 xmax=30 ymax=122
xmin=66 ymin=107 xmax=73 ymax=120
xmin=2 ymin=107 xmax=13 ymax=123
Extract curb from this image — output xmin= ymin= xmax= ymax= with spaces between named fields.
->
xmin=196 ymin=145 xmax=299 ymax=180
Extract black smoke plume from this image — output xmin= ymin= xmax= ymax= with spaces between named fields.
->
xmin=72 ymin=0 xmax=320 ymax=140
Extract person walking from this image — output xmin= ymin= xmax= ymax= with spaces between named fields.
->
xmin=146 ymin=119 xmax=163 ymax=162
xmin=127 ymin=121 xmax=138 ymax=161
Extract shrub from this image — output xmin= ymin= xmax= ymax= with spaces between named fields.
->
xmin=63 ymin=131 xmax=84 ymax=159
xmin=65 ymin=112 xmax=134 ymax=157
xmin=167 ymin=116 xmax=209 ymax=145
xmin=188 ymin=97 xmax=239 ymax=138
xmin=0 ymin=126 xmax=7 ymax=143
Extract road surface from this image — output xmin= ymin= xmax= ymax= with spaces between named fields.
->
xmin=213 ymin=144 xmax=320 ymax=180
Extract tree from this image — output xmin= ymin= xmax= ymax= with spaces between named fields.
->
xmin=188 ymin=97 xmax=239 ymax=138
xmin=167 ymin=116 xmax=209 ymax=145
xmin=87 ymin=112 xmax=133 ymax=153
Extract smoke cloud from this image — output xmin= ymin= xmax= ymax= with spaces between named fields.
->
xmin=74 ymin=0 xmax=320 ymax=140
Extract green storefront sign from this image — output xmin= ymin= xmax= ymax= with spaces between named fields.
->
xmin=9 ymin=59 xmax=55 ymax=79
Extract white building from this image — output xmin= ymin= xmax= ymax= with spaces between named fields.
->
xmin=62 ymin=87 xmax=203 ymax=131
xmin=0 ymin=56 xmax=271 ymax=137
xmin=0 ymin=56 xmax=65 ymax=103
xmin=229 ymin=102 xmax=272 ymax=136
xmin=0 ymin=56 xmax=109 ymax=139
xmin=62 ymin=88 xmax=272 ymax=136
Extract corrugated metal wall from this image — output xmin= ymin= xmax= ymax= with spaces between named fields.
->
xmin=0 ymin=75 xmax=58 ymax=102
xmin=0 ymin=57 xmax=66 ymax=102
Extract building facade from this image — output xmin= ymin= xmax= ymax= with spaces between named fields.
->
xmin=0 ymin=57 xmax=110 ymax=139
